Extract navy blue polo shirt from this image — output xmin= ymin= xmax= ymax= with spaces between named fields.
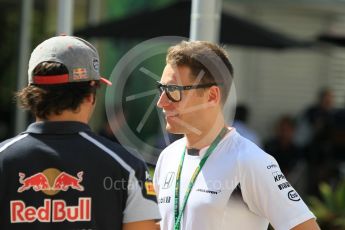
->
xmin=0 ymin=121 xmax=160 ymax=230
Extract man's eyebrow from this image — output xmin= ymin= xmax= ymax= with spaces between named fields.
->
xmin=159 ymin=80 xmax=177 ymax=85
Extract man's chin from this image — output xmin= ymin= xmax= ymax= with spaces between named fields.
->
xmin=166 ymin=123 xmax=183 ymax=135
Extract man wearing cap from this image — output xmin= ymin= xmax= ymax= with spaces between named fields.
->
xmin=153 ymin=41 xmax=319 ymax=230
xmin=0 ymin=35 xmax=160 ymax=229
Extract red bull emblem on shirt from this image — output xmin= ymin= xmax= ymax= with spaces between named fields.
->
xmin=18 ymin=171 xmax=84 ymax=193
xmin=17 ymin=172 xmax=50 ymax=193
xmin=11 ymin=168 xmax=91 ymax=223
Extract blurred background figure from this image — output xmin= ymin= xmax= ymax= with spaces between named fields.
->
xmin=264 ymin=115 xmax=302 ymax=176
xmin=295 ymin=88 xmax=335 ymax=148
xmin=295 ymin=88 xmax=339 ymax=196
xmin=233 ymin=104 xmax=261 ymax=146
xmin=333 ymin=106 xmax=345 ymax=180
xmin=264 ymin=115 xmax=308 ymax=195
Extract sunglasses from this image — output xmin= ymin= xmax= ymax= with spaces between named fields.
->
xmin=157 ymin=81 xmax=220 ymax=102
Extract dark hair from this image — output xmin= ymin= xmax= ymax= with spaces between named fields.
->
xmin=166 ymin=41 xmax=234 ymax=104
xmin=16 ymin=62 xmax=99 ymax=120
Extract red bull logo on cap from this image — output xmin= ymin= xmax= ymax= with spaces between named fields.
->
xmin=11 ymin=168 xmax=92 ymax=223
xmin=72 ymin=68 xmax=88 ymax=80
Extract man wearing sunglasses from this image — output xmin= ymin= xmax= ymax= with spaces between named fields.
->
xmin=153 ymin=41 xmax=319 ymax=230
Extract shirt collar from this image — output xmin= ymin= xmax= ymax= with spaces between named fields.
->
xmin=25 ymin=121 xmax=91 ymax=134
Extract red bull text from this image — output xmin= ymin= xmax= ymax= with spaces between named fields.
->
xmin=10 ymin=198 xmax=91 ymax=223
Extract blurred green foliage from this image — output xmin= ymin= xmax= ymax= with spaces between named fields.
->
xmin=309 ymin=181 xmax=345 ymax=229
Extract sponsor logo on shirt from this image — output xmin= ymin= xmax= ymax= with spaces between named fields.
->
xmin=162 ymin=172 xmax=175 ymax=189
xmin=272 ymin=171 xmax=285 ymax=182
xmin=144 ymin=170 xmax=156 ymax=196
xmin=266 ymin=164 xmax=278 ymax=169
xmin=288 ymin=190 xmax=301 ymax=201
xmin=11 ymin=198 xmax=91 ymax=223
xmin=196 ymin=188 xmax=221 ymax=195
xmin=278 ymin=182 xmax=291 ymax=190
xmin=158 ymin=196 xmax=171 ymax=204
xmin=142 ymin=170 xmax=156 ymax=200
xmin=11 ymin=168 xmax=91 ymax=223
xmin=145 ymin=181 xmax=156 ymax=196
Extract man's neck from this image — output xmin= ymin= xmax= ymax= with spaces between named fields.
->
xmin=36 ymin=110 xmax=89 ymax=124
xmin=185 ymin=117 xmax=227 ymax=150
xmin=35 ymin=100 xmax=94 ymax=123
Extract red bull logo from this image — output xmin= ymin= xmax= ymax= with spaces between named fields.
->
xmin=12 ymin=168 xmax=92 ymax=223
xmin=18 ymin=172 xmax=50 ymax=193
xmin=53 ymin=171 xmax=84 ymax=192
xmin=11 ymin=198 xmax=91 ymax=223
xmin=17 ymin=169 xmax=84 ymax=195
xmin=72 ymin=68 xmax=88 ymax=80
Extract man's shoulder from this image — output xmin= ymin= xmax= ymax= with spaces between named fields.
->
xmin=0 ymin=134 xmax=29 ymax=153
xmin=232 ymin=132 xmax=275 ymax=169
xmin=0 ymin=134 xmax=30 ymax=166
xmin=82 ymin=131 xmax=126 ymax=151
xmin=80 ymin=131 xmax=148 ymax=170
xmin=0 ymin=137 xmax=16 ymax=149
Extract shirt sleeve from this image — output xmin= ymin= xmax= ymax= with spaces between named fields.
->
xmin=123 ymin=163 xmax=161 ymax=223
xmin=238 ymin=148 xmax=315 ymax=230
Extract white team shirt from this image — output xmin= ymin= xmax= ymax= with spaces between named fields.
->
xmin=153 ymin=128 xmax=315 ymax=230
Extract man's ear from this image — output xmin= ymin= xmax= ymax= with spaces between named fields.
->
xmin=208 ymin=86 xmax=221 ymax=105
xmin=85 ymin=93 xmax=96 ymax=105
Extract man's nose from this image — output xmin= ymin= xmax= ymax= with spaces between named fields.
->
xmin=157 ymin=91 xmax=171 ymax=108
